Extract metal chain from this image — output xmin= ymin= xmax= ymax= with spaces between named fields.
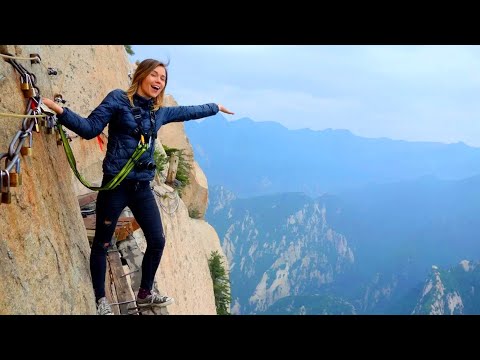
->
xmin=1 ymin=53 xmax=58 ymax=204
xmin=153 ymin=187 xmax=180 ymax=215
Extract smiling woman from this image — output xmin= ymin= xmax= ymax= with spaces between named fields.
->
xmin=125 ymin=59 xmax=169 ymax=109
xmin=42 ymin=58 xmax=234 ymax=315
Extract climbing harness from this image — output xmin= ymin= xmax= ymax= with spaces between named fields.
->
xmin=57 ymin=124 xmax=148 ymax=190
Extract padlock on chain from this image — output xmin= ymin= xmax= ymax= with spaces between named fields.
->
xmin=24 ymin=88 xmax=36 ymax=98
xmin=31 ymin=111 xmax=40 ymax=133
xmin=9 ymin=166 xmax=22 ymax=187
xmin=4 ymin=156 xmax=21 ymax=187
xmin=1 ymin=170 xmax=11 ymax=204
xmin=20 ymin=73 xmax=30 ymax=90
xmin=20 ymin=131 xmax=33 ymax=156
xmin=21 ymin=74 xmax=36 ymax=98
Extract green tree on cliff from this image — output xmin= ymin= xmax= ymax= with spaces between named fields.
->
xmin=208 ymin=251 xmax=231 ymax=315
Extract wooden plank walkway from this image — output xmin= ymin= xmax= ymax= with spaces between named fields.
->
xmin=107 ymin=250 xmax=136 ymax=314
xmin=83 ymin=216 xmax=140 ymax=242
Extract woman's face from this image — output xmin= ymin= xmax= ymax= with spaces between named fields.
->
xmin=137 ymin=65 xmax=166 ymax=99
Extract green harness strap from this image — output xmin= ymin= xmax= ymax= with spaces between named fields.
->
xmin=56 ymin=124 xmax=148 ymax=191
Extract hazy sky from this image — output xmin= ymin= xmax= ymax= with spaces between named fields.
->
xmin=131 ymin=45 xmax=480 ymax=147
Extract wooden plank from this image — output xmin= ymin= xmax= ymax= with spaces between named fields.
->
xmin=115 ymin=218 xmax=140 ymax=241
xmin=115 ymin=228 xmax=128 ymax=242
xmin=107 ymin=251 xmax=136 ymax=315
xmin=105 ymin=258 xmax=120 ymax=315
xmin=83 ymin=216 xmax=140 ymax=241
xmin=122 ymin=265 xmax=137 ymax=300
xmin=78 ymin=192 xmax=98 ymax=207
xmin=83 ymin=215 xmax=96 ymax=230
xmin=86 ymin=229 xmax=95 ymax=244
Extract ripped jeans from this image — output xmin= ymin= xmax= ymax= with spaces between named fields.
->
xmin=90 ymin=175 xmax=165 ymax=301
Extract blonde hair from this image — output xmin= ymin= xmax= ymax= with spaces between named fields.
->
xmin=126 ymin=59 xmax=169 ymax=110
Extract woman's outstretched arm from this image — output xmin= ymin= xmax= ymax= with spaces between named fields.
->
xmin=163 ymin=103 xmax=234 ymax=125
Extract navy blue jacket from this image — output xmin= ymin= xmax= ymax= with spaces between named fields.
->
xmin=57 ymin=89 xmax=219 ymax=181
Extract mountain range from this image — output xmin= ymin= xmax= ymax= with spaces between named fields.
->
xmin=185 ymin=115 xmax=480 ymax=314
xmin=185 ymin=114 xmax=480 ymax=198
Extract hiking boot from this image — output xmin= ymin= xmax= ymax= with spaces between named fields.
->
xmin=97 ymin=297 xmax=114 ymax=315
xmin=136 ymin=291 xmax=174 ymax=307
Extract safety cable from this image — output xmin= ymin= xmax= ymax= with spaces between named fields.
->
xmin=153 ymin=187 xmax=180 ymax=215
xmin=0 ymin=54 xmax=40 ymax=61
xmin=0 ymin=112 xmax=46 ymax=118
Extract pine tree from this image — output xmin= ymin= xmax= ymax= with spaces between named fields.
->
xmin=208 ymin=251 xmax=231 ymax=315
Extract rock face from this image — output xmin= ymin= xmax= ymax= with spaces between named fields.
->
xmin=412 ymin=261 xmax=480 ymax=315
xmin=0 ymin=45 xmax=226 ymax=314
xmin=0 ymin=45 xmax=128 ymax=314
xmin=152 ymin=183 xmax=225 ymax=314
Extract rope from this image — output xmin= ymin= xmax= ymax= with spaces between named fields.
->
xmin=0 ymin=112 xmax=46 ymax=118
xmin=0 ymin=53 xmax=40 ymax=61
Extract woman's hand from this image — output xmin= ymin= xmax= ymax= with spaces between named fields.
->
xmin=42 ymin=97 xmax=64 ymax=115
xmin=218 ymin=104 xmax=234 ymax=115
